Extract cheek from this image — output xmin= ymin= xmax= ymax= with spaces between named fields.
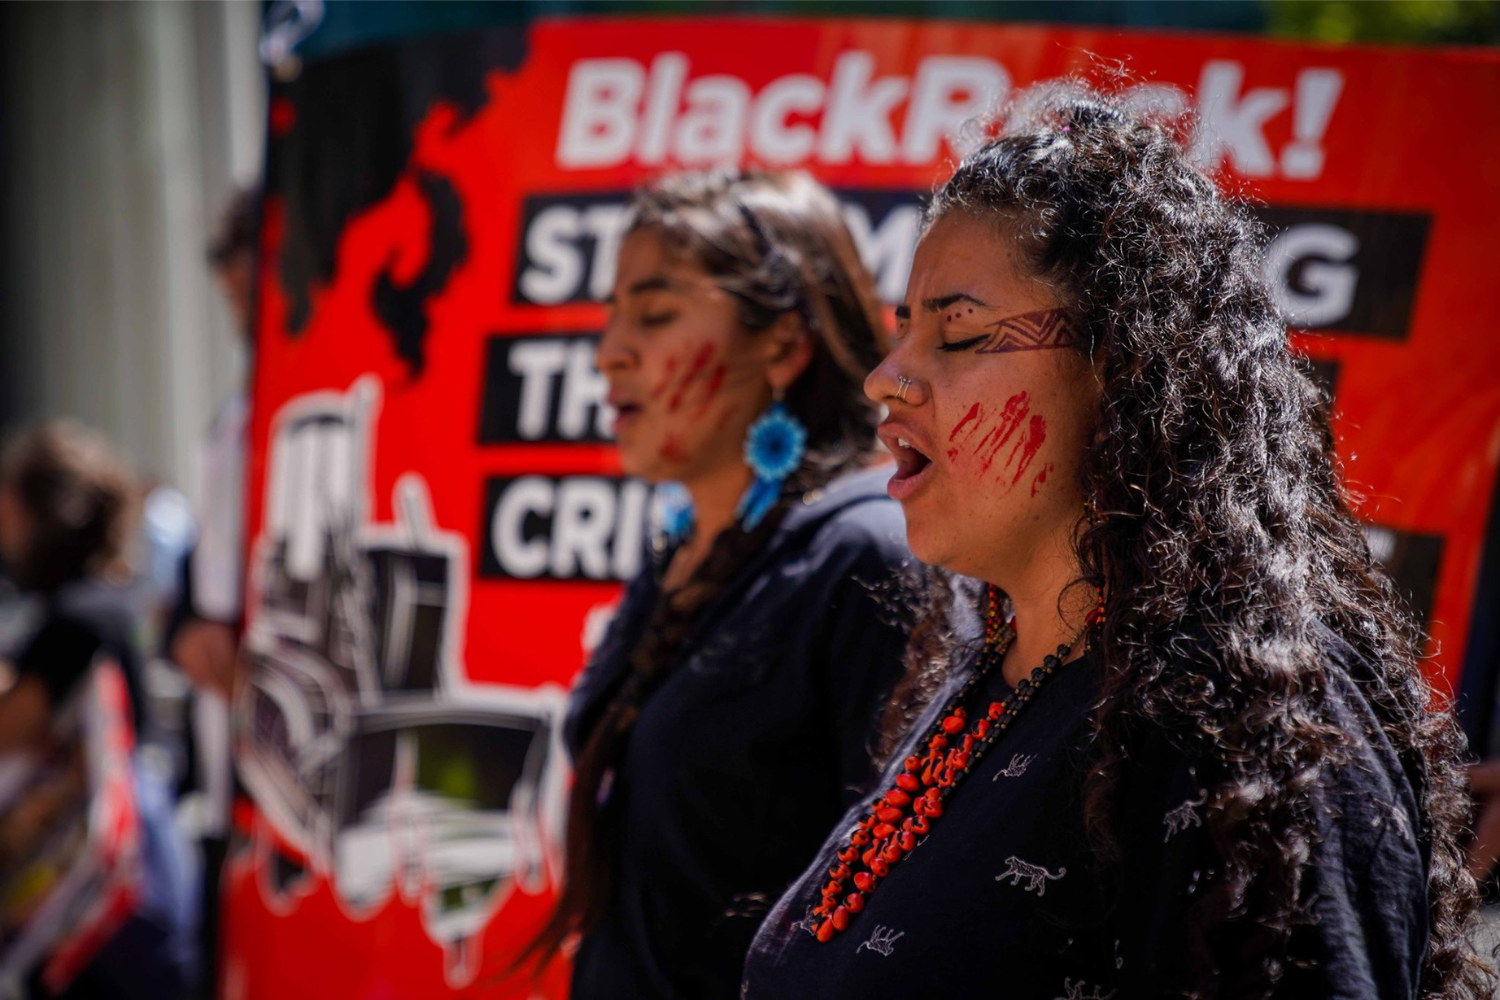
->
xmin=651 ymin=343 xmax=729 ymax=420
xmin=658 ymin=433 xmax=688 ymax=464
xmin=649 ymin=342 xmax=722 ymax=413
xmin=940 ymin=392 xmax=1053 ymax=496
xmin=641 ymin=340 xmax=739 ymax=464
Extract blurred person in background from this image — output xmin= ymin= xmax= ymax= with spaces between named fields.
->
xmin=168 ymin=187 xmax=256 ymax=699
xmin=163 ymin=186 xmax=257 ymax=1000
xmin=0 ymin=421 xmax=193 ymax=999
xmin=519 ymin=170 xmax=912 ymax=999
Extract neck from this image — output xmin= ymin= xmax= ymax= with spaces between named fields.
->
xmin=988 ymin=528 xmax=1092 ymax=688
xmin=666 ymin=459 xmax=754 ymax=588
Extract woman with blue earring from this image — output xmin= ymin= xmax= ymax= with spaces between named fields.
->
xmin=519 ymin=170 xmax=912 ymax=1000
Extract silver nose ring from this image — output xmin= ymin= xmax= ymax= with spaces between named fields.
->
xmin=896 ymin=376 xmax=913 ymax=402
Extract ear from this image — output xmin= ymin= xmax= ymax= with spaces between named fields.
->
xmin=762 ymin=312 xmax=815 ymax=396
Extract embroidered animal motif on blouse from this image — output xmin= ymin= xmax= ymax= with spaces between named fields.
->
xmin=1162 ymin=789 xmax=1208 ymax=842
xmin=1384 ymin=800 xmax=1413 ymax=841
xmin=996 ymin=856 xmax=1067 ymax=896
xmin=992 ymin=753 xmax=1036 ymax=781
xmin=1054 ymin=978 xmax=1117 ymax=1000
xmin=856 ymin=925 xmax=905 ymax=957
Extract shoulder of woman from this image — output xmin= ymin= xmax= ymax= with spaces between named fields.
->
xmin=809 ymin=497 xmax=906 ymax=560
xmin=28 ymin=595 xmax=123 ymax=664
xmin=1308 ymin=624 xmax=1426 ymax=807
xmin=1109 ymin=623 xmax=1414 ymax=778
xmin=563 ymin=565 xmax=660 ymax=752
xmin=788 ymin=504 xmax=914 ymax=636
xmin=48 ymin=578 xmax=137 ymax=635
xmin=1307 ymin=623 xmax=1414 ymax=755
xmin=793 ymin=469 xmax=907 ymax=567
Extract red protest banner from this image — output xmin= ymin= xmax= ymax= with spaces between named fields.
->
xmin=228 ymin=17 xmax=1500 ymax=998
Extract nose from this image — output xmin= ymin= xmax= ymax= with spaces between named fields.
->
xmin=864 ymin=351 xmax=899 ymax=404
xmin=864 ymin=346 xmax=925 ymax=407
xmin=596 ymin=313 xmax=634 ymax=376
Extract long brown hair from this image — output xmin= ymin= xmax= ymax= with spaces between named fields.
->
xmin=518 ymin=169 xmax=889 ymax=972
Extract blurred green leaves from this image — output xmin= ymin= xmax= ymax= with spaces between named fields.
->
xmin=1266 ymin=0 xmax=1500 ymax=46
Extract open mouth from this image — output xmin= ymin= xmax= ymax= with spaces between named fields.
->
xmin=612 ymin=402 xmax=644 ymax=430
xmin=887 ymin=436 xmax=933 ymax=500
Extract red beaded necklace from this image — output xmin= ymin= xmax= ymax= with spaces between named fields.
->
xmin=808 ymin=584 xmax=1098 ymax=943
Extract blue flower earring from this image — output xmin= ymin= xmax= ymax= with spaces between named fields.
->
xmin=736 ymin=393 xmax=807 ymax=531
xmin=656 ymin=481 xmax=695 ymax=545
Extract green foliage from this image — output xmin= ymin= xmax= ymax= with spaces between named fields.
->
xmin=1266 ymin=0 xmax=1500 ymax=45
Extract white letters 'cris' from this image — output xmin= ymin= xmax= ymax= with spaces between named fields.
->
xmin=556 ymin=52 xmax=1342 ymax=181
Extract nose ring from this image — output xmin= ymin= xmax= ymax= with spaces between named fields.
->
xmin=896 ymin=376 xmax=913 ymax=403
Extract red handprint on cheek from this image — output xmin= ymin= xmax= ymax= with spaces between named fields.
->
xmin=652 ymin=342 xmax=733 ymax=461
xmin=1007 ymin=416 xmax=1047 ymax=487
xmin=659 ymin=433 xmax=688 ymax=463
xmin=692 ymin=364 xmax=727 ymax=419
xmin=947 ymin=402 xmax=986 ymax=461
xmin=1030 ymin=463 xmax=1054 ymax=498
xmin=650 ymin=356 xmax=680 ymax=397
xmin=944 ymin=392 xmax=1051 ymax=493
xmin=652 ymin=342 xmax=731 ymax=421
xmin=975 ymin=394 xmax=1030 ymax=477
xmin=666 ymin=344 xmax=716 ymax=413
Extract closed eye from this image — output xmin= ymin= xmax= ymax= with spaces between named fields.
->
xmin=938 ymin=334 xmax=988 ymax=353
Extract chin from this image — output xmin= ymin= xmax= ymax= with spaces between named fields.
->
xmin=612 ymin=435 xmax=650 ymax=476
xmin=912 ymin=543 xmax=965 ymax=577
xmin=623 ymin=450 xmax=686 ymax=488
xmin=905 ymin=515 xmax=988 ymax=580
xmin=899 ymin=511 xmax=944 ymax=568
xmin=618 ymin=455 xmax=659 ymax=483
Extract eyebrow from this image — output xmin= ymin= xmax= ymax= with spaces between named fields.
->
xmin=894 ymin=292 xmax=992 ymax=322
xmin=603 ymin=275 xmax=688 ymax=306
xmin=922 ymin=292 xmax=990 ymax=312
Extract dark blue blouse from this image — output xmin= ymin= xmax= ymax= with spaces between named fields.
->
xmin=744 ymin=608 xmax=1430 ymax=999
xmin=565 ymin=467 xmax=913 ymax=1000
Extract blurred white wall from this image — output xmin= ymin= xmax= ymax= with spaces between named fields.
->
xmin=1 ymin=0 xmax=265 ymax=504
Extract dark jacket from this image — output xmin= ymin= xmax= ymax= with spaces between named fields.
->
xmin=565 ymin=466 xmax=913 ymax=1000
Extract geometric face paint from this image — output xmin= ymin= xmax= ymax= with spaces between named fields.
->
xmin=974 ymin=308 xmax=1080 ymax=355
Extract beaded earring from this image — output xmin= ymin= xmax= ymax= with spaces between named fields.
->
xmin=1082 ymin=491 xmax=1108 ymax=637
xmin=735 ymin=392 xmax=807 ymax=531
xmin=1083 ymin=492 xmax=1101 ymax=527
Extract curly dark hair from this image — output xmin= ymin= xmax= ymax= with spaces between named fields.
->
xmin=914 ymin=82 xmax=1491 ymax=998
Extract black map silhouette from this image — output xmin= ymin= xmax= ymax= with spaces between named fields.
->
xmin=267 ymin=28 xmax=528 ymax=376
xmin=372 ymin=171 xmax=468 ymax=376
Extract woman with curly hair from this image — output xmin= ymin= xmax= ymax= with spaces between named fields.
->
xmin=520 ymin=170 xmax=911 ymax=998
xmin=742 ymin=84 xmax=1490 ymax=999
